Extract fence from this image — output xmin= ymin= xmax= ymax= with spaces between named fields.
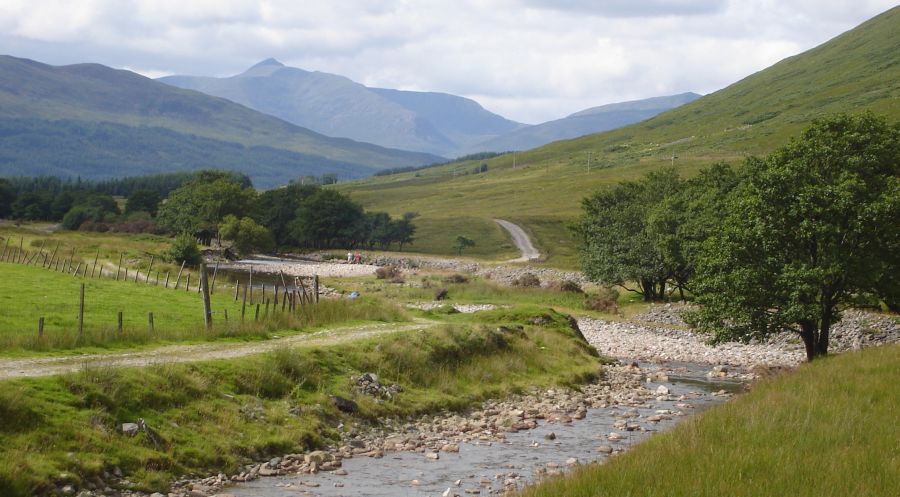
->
xmin=0 ymin=236 xmax=320 ymax=341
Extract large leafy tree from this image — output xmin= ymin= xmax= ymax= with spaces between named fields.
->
xmin=157 ymin=174 xmax=255 ymax=244
xmin=573 ymin=168 xmax=682 ymax=301
xmin=219 ymin=215 xmax=275 ymax=256
xmin=687 ymin=114 xmax=899 ymax=361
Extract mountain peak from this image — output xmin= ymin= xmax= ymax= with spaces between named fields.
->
xmin=250 ymin=58 xmax=285 ymax=69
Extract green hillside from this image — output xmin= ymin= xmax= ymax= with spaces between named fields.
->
xmin=0 ymin=56 xmax=441 ymax=187
xmin=339 ymin=6 xmax=900 ymax=267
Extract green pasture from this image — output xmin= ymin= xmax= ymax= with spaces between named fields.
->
xmin=0 ymin=261 xmax=403 ymax=353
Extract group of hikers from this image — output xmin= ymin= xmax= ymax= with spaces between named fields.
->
xmin=346 ymin=251 xmax=364 ymax=264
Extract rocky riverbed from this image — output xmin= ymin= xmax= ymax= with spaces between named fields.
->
xmin=166 ymin=362 xmax=737 ymax=497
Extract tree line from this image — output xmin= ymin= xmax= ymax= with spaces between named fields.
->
xmin=574 ymin=113 xmax=898 ymax=361
xmin=0 ymin=170 xmax=417 ymax=257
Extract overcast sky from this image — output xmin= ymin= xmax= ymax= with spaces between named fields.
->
xmin=1 ymin=0 xmax=896 ymax=123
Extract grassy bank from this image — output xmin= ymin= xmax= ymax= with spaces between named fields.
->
xmin=519 ymin=344 xmax=900 ymax=497
xmin=0 ymin=309 xmax=600 ymax=496
xmin=0 ymin=262 xmax=404 ymax=353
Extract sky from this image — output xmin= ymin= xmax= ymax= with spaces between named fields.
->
xmin=1 ymin=0 xmax=896 ymax=124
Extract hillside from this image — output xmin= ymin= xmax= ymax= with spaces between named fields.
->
xmin=339 ymin=6 xmax=900 ymax=267
xmin=160 ymin=59 xmax=523 ymax=157
xmin=0 ymin=56 xmax=440 ymax=187
xmin=470 ymin=92 xmax=701 ymax=153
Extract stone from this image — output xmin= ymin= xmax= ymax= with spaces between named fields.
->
xmin=257 ymin=468 xmax=279 ymax=477
xmin=566 ymin=457 xmax=579 ymax=466
xmin=543 ymin=432 xmax=556 ymax=440
xmin=334 ymin=469 xmax=348 ymax=476
xmin=597 ymin=445 xmax=613 ymax=454
xmin=655 ymin=385 xmax=670 ymax=395
xmin=121 ymin=423 xmax=139 ymax=437
xmin=441 ymin=443 xmax=460 ymax=452
xmin=425 ymin=451 xmax=440 ymax=460
xmin=304 ymin=450 xmax=333 ymax=464
xmin=332 ymin=396 xmax=359 ymax=414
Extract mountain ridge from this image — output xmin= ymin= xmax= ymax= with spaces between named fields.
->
xmin=0 ymin=55 xmax=441 ymax=187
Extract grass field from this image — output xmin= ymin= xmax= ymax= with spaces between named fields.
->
xmin=339 ymin=8 xmax=900 ymax=267
xmin=0 ymin=261 xmax=404 ymax=353
xmin=0 ymin=310 xmax=601 ymax=496
xmin=518 ymin=344 xmax=900 ymax=497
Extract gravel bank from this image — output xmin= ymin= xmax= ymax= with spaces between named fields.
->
xmin=584 ymin=303 xmax=900 ymax=368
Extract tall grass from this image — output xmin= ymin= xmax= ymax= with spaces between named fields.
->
xmin=518 ymin=344 xmax=900 ymax=497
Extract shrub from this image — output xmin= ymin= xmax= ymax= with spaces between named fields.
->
xmin=584 ymin=286 xmax=620 ymax=313
xmin=434 ymin=288 xmax=449 ymax=300
xmin=163 ymin=233 xmax=202 ymax=266
xmin=375 ymin=266 xmax=400 ymax=279
xmin=443 ymin=273 xmax=469 ymax=284
xmin=512 ymin=273 xmax=541 ymax=288
xmin=553 ymin=280 xmax=583 ymax=293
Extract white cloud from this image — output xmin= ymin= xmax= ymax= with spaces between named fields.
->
xmin=1 ymin=0 xmax=896 ymax=123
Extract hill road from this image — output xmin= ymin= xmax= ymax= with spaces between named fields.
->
xmin=0 ymin=320 xmax=432 ymax=380
xmin=495 ymin=219 xmax=540 ymax=262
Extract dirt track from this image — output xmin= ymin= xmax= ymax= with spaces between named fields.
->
xmin=495 ymin=219 xmax=540 ymax=262
xmin=0 ymin=320 xmax=432 ymax=379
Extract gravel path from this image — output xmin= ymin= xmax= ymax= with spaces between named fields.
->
xmin=0 ymin=320 xmax=431 ymax=379
xmin=494 ymin=219 xmax=540 ymax=262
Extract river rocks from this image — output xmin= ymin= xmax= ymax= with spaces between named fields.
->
xmin=597 ymin=445 xmax=614 ymax=454
xmin=352 ymin=373 xmax=403 ymax=400
xmin=656 ymin=385 xmax=670 ymax=395
xmin=425 ymin=451 xmax=440 ymax=460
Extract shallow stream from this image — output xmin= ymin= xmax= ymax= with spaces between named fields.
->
xmin=229 ymin=362 xmax=743 ymax=497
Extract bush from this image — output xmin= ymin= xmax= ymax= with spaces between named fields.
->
xmin=434 ymin=288 xmax=449 ymax=300
xmin=512 ymin=273 xmax=541 ymax=288
xmin=553 ymin=280 xmax=583 ymax=293
xmin=375 ymin=266 xmax=400 ymax=279
xmin=584 ymin=286 xmax=620 ymax=313
xmin=163 ymin=233 xmax=202 ymax=266
xmin=443 ymin=274 xmax=469 ymax=284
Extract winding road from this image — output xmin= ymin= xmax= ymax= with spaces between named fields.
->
xmin=494 ymin=219 xmax=540 ymax=262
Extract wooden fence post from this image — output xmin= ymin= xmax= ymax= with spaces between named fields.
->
xmin=254 ymin=303 xmax=260 ymax=321
xmin=145 ymin=256 xmax=154 ymax=283
xmin=185 ymin=273 xmax=190 ymax=291
xmin=78 ymin=284 xmax=85 ymax=340
xmin=241 ymin=284 xmax=248 ymax=321
xmin=38 ymin=317 xmax=44 ymax=338
xmin=210 ymin=262 xmax=219 ymax=294
xmin=200 ymin=263 xmax=212 ymax=329
xmin=164 ymin=271 xmax=170 ymax=288
xmin=1 ymin=237 xmax=8 ymax=261
xmin=90 ymin=249 xmax=99 ymax=278
xmin=117 ymin=311 xmax=123 ymax=332
xmin=134 ymin=265 xmax=140 ymax=282
xmin=234 ymin=280 xmax=240 ymax=301
xmin=116 ymin=253 xmax=124 ymax=281
xmin=314 ymin=275 xmax=319 ymax=303
xmin=224 ymin=309 xmax=228 ymax=321
xmin=173 ymin=260 xmax=186 ymax=290
xmin=248 ymin=266 xmax=253 ymax=304
xmin=148 ymin=312 xmax=154 ymax=331
xmin=46 ymin=242 xmax=60 ymax=269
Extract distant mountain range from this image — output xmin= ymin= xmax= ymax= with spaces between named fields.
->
xmin=160 ymin=59 xmax=524 ymax=157
xmin=161 ymin=60 xmax=698 ymax=157
xmin=0 ymin=55 xmax=440 ymax=187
